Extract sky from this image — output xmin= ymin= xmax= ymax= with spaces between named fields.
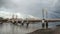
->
xmin=0 ymin=0 xmax=59 ymax=19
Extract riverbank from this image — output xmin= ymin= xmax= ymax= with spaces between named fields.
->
xmin=28 ymin=26 xmax=60 ymax=34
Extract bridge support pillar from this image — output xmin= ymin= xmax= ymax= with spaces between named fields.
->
xmin=26 ymin=23 xmax=29 ymax=28
xmin=42 ymin=19 xmax=45 ymax=29
xmin=46 ymin=21 xmax=48 ymax=28
xmin=42 ymin=23 xmax=45 ymax=29
xmin=21 ymin=23 xmax=24 ymax=26
xmin=21 ymin=21 xmax=24 ymax=26
xmin=16 ymin=21 xmax=18 ymax=24
xmin=12 ymin=21 xmax=15 ymax=24
xmin=0 ymin=22 xmax=3 ymax=24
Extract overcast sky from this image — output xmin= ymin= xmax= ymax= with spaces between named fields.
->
xmin=0 ymin=0 xmax=59 ymax=18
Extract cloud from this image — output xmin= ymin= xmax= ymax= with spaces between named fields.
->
xmin=49 ymin=0 xmax=60 ymax=18
xmin=0 ymin=0 xmax=59 ymax=18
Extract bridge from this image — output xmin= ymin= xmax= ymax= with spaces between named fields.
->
xmin=6 ymin=18 xmax=60 ymax=29
xmin=9 ymin=18 xmax=60 ymax=23
xmin=7 ymin=12 xmax=60 ymax=28
xmin=0 ymin=9 xmax=60 ymax=29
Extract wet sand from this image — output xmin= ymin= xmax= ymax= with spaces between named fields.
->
xmin=28 ymin=26 xmax=60 ymax=34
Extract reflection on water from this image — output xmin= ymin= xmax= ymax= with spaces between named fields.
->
xmin=0 ymin=23 xmax=41 ymax=34
xmin=0 ymin=22 xmax=60 ymax=34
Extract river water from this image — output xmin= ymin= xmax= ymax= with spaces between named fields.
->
xmin=0 ymin=22 xmax=60 ymax=34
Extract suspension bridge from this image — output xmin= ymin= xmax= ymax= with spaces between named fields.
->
xmin=0 ymin=9 xmax=60 ymax=29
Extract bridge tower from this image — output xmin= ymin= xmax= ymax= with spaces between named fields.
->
xmin=16 ymin=15 xmax=18 ymax=19
xmin=12 ymin=14 xmax=15 ymax=24
xmin=45 ymin=8 xmax=48 ymax=29
xmin=42 ymin=9 xmax=45 ymax=29
xmin=12 ymin=14 xmax=14 ymax=19
xmin=25 ymin=18 xmax=29 ymax=28
xmin=42 ymin=8 xmax=48 ymax=29
xmin=15 ymin=15 xmax=18 ymax=24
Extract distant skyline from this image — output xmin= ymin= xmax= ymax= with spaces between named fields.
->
xmin=0 ymin=0 xmax=59 ymax=18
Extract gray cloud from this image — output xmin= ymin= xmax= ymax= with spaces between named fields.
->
xmin=0 ymin=0 xmax=59 ymax=18
xmin=50 ymin=0 xmax=60 ymax=18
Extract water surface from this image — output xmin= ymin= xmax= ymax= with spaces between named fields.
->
xmin=0 ymin=22 xmax=59 ymax=34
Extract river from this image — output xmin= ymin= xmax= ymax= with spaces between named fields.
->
xmin=0 ymin=22 xmax=60 ymax=34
